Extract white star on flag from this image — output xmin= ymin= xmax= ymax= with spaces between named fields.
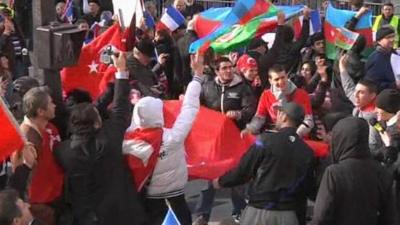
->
xmin=88 ymin=61 xmax=99 ymax=74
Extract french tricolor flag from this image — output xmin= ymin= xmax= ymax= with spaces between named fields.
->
xmin=158 ymin=6 xmax=186 ymax=32
xmin=292 ymin=10 xmax=322 ymax=39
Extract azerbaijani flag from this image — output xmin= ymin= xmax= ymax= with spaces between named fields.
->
xmin=324 ymin=3 xmax=373 ymax=60
xmin=335 ymin=27 xmax=360 ymax=50
xmin=194 ymin=7 xmax=232 ymax=38
xmin=189 ymin=0 xmax=278 ymax=53
xmin=194 ymin=5 xmax=304 ymax=39
xmin=190 ymin=2 xmax=305 ymax=54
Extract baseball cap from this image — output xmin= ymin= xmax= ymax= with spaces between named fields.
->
xmin=275 ymin=102 xmax=305 ymax=126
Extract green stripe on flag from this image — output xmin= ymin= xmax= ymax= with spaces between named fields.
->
xmin=210 ymin=19 xmax=262 ymax=53
xmin=326 ymin=42 xmax=339 ymax=60
xmin=326 ymin=41 xmax=374 ymax=60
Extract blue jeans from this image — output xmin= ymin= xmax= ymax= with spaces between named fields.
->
xmin=194 ymin=181 xmax=247 ymax=219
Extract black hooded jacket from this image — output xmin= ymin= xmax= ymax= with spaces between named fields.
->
xmin=312 ymin=117 xmax=396 ymax=225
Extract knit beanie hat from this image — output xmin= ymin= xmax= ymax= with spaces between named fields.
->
xmin=376 ymin=25 xmax=395 ymax=42
xmin=376 ymin=89 xmax=400 ymax=114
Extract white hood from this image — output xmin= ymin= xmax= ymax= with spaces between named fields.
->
xmin=131 ymin=96 xmax=164 ymax=129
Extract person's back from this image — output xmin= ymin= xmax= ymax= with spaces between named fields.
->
xmin=55 ymin=54 xmax=147 ymax=225
xmin=240 ymin=128 xmax=314 ymax=209
xmin=312 ymin=117 xmax=395 ymax=225
xmin=215 ymin=102 xmax=315 ymax=225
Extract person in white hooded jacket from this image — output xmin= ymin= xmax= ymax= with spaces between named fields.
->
xmin=122 ymin=53 xmax=205 ymax=225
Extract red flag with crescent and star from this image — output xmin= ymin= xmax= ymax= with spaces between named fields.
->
xmin=61 ymin=24 xmax=124 ymax=99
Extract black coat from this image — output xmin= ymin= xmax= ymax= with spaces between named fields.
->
xmin=127 ymin=55 xmax=162 ymax=98
xmin=54 ymin=79 xmax=147 ymax=225
xmin=312 ymin=117 xmax=396 ymax=225
xmin=259 ymin=18 xmax=309 ymax=86
xmin=176 ymin=30 xmax=198 ymax=87
xmin=218 ymin=127 xmax=315 ymax=211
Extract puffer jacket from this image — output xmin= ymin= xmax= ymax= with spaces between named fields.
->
xmin=123 ymin=76 xmax=203 ymax=198
xmin=200 ymin=75 xmax=256 ymax=129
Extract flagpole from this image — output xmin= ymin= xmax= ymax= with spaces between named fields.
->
xmin=119 ymin=9 xmax=126 ymax=30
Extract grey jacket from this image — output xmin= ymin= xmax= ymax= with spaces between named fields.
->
xmin=340 ymin=69 xmax=383 ymax=155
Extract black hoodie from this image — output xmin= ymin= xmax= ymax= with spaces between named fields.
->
xmin=312 ymin=117 xmax=396 ymax=225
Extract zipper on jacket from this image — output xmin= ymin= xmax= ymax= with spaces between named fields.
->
xmin=221 ymin=85 xmax=225 ymax=113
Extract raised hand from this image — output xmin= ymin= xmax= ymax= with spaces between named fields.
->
xmin=112 ymin=51 xmax=127 ymax=72
xmin=338 ymin=54 xmax=349 ymax=74
xmin=355 ymin=6 xmax=369 ymax=19
xmin=277 ymin=11 xmax=285 ymax=25
xmin=190 ymin=52 xmax=205 ymax=76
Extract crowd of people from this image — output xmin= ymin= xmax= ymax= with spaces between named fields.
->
xmin=0 ymin=0 xmax=399 ymax=225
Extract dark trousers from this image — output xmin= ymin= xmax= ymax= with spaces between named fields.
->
xmin=194 ymin=181 xmax=247 ymax=219
xmin=144 ymin=194 xmax=192 ymax=225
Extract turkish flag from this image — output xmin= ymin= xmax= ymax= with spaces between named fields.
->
xmin=61 ymin=24 xmax=124 ymax=99
xmin=163 ymin=101 xmax=329 ymax=180
xmin=163 ymin=101 xmax=255 ymax=180
xmin=0 ymin=98 xmax=25 ymax=163
xmin=124 ymin=128 xmax=163 ymax=191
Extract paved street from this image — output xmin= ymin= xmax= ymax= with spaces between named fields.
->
xmin=185 ymin=180 xmax=234 ymax=224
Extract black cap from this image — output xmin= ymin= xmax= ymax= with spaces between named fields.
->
xmin=248 ymin=38 xmax=267 ymax=50
xmin=88 ymin=0 xmax=101 ymax=5
xmin=376 ymin=89 xmax=400 ymax=114
xmin=276 ymin=102 xmax=305 ymax=126
xmin=55 ymin=0 xmax=66 ymax=4
xmin=135 ymin=38 xmax=155 ymax=58
xmin=376 ymin=25 xmax=395 ymax=42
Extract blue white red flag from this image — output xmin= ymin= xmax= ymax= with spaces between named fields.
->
xmin=158 ymin=6 xmax=186 ymax=32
